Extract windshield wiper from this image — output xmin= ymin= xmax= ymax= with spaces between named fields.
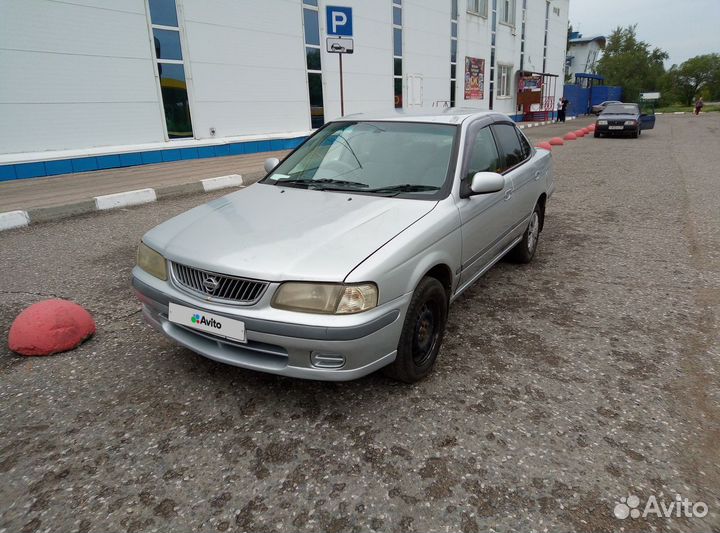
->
xmin=365 ymin=184 xmax=441 ymax=196
xmin=276 ymin=177 xmax=369 ymax=189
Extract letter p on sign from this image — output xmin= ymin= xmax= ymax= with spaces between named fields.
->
xmin=326 ymin=6 xmax=353 ymax=36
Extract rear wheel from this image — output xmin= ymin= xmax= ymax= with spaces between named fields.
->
xmin=384 ymin=277 xmax=448 ymax=383
xmin=510 ymin=203 xmax=542 ymax=263
xmin=594 ymin=131 xmax=600 ymax=138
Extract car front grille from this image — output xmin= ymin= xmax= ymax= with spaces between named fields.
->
xmin=608 ymin=120 xmax=625 ymax=126
xmin=171 ymin=262 xmax=268 ymax=304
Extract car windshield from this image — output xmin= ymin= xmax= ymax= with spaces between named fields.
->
xmin=602 ymin=104 xmax=639 ymax=115
xmin=264 ymin=121 xmax=457 ymax=197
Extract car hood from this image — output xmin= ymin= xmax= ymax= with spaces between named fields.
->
xmin=143 ymin=183 xmax=437 ymax=282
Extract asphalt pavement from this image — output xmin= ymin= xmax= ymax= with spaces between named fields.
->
xmin=1 ymin=114 xmax=718 ymax=532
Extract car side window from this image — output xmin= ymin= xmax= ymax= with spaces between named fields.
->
xmin=492 ymin=123 xmax=525 ymax=172
xmin=516 ymin=128 xmax=532 ymax=160
xmin=465 ymin=126 xmax=501 ymax=179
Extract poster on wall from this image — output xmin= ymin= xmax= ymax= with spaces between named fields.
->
xmin=519 ymin=74 xmax=543 ymax=92
xmin=464 ymin=57 xmax=485 ymax=100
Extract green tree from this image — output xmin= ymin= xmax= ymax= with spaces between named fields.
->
xmin=664 ymin=54 xmax=720 ymax=105
xmin=596 ymin=25 xmax=668 ymax=103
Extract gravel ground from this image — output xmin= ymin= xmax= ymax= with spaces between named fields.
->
xmin=1 ymin=115 xmax=718 ymax=532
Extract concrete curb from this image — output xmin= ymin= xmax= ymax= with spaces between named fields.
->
xmin=518 ymin=116 xmax=576 ymax=130
xmin=94 ymin=188 xmax=157 ymax=210
xmin=1 ymin=173 xmax=258 ymax=232
xmin=0 ymin=210 xmax=30 ymax=231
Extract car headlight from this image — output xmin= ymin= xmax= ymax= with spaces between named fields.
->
xmin=272 ymin=282 xmax=378 ymax=314
xmin=137 ymin=242 xmax=167 ymax=280
xmin=624 ymin=120 xmax=637 ymax=125
xmin=597 ymin=120 xmax=608 ymax=125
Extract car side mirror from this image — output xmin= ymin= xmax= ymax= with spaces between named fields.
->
xmin=264 ymin=157 xmax=280 ymax=174
xmin=468 ymin=172 xmax=505 ymax=195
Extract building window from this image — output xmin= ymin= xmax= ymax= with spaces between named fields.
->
xmin=302 ymin=1 xmax=324 ymax=128
xmin=467 ymin=0 xmax=487 ymax=16
xmin=147 ymin=0 xmax=193 ymax=138
xmin=450 ymin=0 xmax=458 ymax=106
xmin=393 ymin=0 xmax=403 ymax=108
xmin=500 ymin=0 xmax=515 ymax=25
xmin=498 ymin=65 xmax=512 ymax=97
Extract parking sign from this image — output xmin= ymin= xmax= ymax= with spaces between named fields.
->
xmin=326 ymin=5 xmax=352 ymax=36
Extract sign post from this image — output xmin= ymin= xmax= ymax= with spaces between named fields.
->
xmin=325 ymin=6 xmax=353 ymax=117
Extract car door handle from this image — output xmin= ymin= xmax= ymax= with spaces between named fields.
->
xmin=534 ymin=170 xmax=542 ymax=181
xmin=504 ymin=189 xmax=513 ymax=200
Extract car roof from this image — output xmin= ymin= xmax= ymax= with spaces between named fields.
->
xmin=604 ymin=103 xmax=638 ymax=109
xmin=339 ymin=108 xmax=508 ymax=125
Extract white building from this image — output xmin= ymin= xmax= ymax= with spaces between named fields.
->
xmin=0 ymin=0 xmax=569 ymax=179
xmin=566 ymin=31 xmax=605 ymax=80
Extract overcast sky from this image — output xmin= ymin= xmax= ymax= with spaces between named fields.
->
xmin=568 ymin=0 xmax=720 ymax=67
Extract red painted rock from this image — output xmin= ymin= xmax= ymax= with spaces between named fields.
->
xmin=564 ymin=132 xmax=577 ymax=141
xmin=574 ymin=129 xmax=586 ymax=137
xmin=549 ymin=137 xmax=565 ymax=146
xmin=582 ymin=127 xmax=591 ymax=134
xmin=536 ymin=142 xmax=552 ymax=151
xmin=8 ymin=299 xmax=95 ymax=356
xmin=588 ymin=124 xmax=596 ymax=131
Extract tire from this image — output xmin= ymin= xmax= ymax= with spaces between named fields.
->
xmin=594 ymin=131 xmax=600 ymax=138
xmin=383 ymin=277 xmax=448 ymax=383
xmin=509 ymin=202 xmax=542 ymax=263
xmin=632 ymin=128 xmax=639 ymax=139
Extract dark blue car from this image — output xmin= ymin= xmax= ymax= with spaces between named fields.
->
xmin=594 ymin=103 xmax=656 ymax=138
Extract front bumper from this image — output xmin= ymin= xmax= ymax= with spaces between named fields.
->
xmin=595 ymin=124 xmax=637 ymax=135
xmin=132 ymin=267 xmax=411 ymax=381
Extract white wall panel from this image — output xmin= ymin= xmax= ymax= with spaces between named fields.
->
xmin=457 ymin=9 xmax=491 ymax=110
xmin=197 ymin=102 xmax=309 ymax=138
xmin=181 ymin=0 xmax=309 ymax=137
xmin=319 ymin=0 xmax=394 ymax=120
xmin=0 ymin=103 xmax=164 ymax=152
xmin=0 ymin=0 xmax=163 ymax=153
xmin=402 ymin=0 xmax=451 ymax=108
xmin=0 ymin=0 xmax=151 ymax=58
xmin=0 ymin=51 xmax=157 ymax=103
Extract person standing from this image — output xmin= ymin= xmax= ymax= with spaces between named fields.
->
xmin=560 ymin=98 xmax=569 ymax=122
xmin=556 ymin=98 xmax=564 ymax=122
xmin=694 ymin=96 xmax=704 ymax=115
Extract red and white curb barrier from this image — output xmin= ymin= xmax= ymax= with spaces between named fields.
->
xmin=1 ymin=174 xmax=246 ymax=232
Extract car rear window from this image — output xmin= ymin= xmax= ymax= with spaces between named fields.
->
xmin=602 ymin=104 xmax=639 ymax=114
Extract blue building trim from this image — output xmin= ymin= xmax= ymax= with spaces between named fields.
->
xmin=0 ymin=136 xmax=308 ymax=182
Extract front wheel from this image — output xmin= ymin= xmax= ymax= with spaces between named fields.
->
xmin=509 ymin=203 xmax=542 ymax=263
xmin=384 ymin=277 xmax=448 ymax=383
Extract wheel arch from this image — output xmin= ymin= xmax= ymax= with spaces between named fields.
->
xmin=536 ymin=193 xmax=547 ymax=231
xmin=423 ymin=263 xmax=454 ymax=300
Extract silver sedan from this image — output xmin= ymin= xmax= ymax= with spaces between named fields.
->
xmin=132 ymin=109 xmax=554 ymax=382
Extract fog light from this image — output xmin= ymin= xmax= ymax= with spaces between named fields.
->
xmin=311 ymin=352 xmax=346 ymax=369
